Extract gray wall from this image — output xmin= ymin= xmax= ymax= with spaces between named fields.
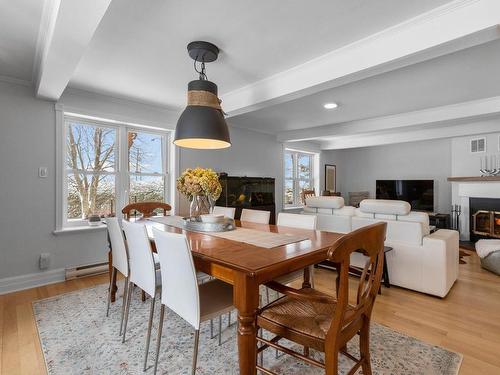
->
xmin=0 ymin=80 xmax=304 ymax=288
xmin=178 ymin=125 xmax=284 ymax=214
xmin=323 ymin=138 xmax=453 ymax=213
xmin=451 ymin=132 xmax=500 ymax=176
xmin=0 ymin=81 xmax=108 ymax=281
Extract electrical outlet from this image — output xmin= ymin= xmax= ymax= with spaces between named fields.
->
xmin=38 ymin=167 xmax=48 ymax=178
xmin=39 ymin=253 xmax=50 ymax=270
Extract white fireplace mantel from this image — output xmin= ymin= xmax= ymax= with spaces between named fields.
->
xmin=451 ymin=181 xmax=500 ymax=241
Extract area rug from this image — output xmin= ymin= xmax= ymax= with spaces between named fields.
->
xmin=33 ymin=283 xmax=462 ymax=375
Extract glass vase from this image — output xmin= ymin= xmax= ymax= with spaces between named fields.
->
xmin=190 ymin=194 xmax=210 ymax=218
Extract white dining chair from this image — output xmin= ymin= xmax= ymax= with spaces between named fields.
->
xmin=152 ymin=229 xmax=234 ymax=375
xmin=240 ymin=208 xmax=270 ymax=224
xmin=275 ymin=212 xmax=317 ymax=289
xmin=105 ymin=217 xmax=129 ymax=335
xmin=212 ymin=206 xmax=236 ymax=219
xmin=277 ymin=212 xmax=317 ymax=230
xmin=121 ymin=220 xmax=161 ymax=371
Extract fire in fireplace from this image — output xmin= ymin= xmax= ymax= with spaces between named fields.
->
xmin=470 ymin=198 xmax=500 ymax=241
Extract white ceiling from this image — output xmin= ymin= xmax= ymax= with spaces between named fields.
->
xmin=0 ymin=0 xmax=43 ymax=81
xmin=228 ymin=39 xmax=500 ymax=133
xmin=1 ymin=0 xmax=499 ymax=150
xmin=68 ymin=0 xmax=451 ymax=108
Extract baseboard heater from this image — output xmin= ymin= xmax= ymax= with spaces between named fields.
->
xmin=65 ymin=262 xmax=108 ymax=280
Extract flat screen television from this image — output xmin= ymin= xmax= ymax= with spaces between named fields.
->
xmin=376 ymin=180 xmax=434 ymax=212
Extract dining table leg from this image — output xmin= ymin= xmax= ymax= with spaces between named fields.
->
xmin=234 ymin=272 xmax=260 ymax=375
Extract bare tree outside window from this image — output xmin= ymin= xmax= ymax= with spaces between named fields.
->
xmin=65 ymin=121 xmax=167 ymax=222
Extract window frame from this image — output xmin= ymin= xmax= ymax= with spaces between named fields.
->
xmin=58 ymin=112 xmax=171 ymax=229
xmin=283 ymin=148 xmax=317 ymax=208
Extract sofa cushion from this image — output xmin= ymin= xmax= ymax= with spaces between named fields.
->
xmin=333 ymin=206 xmax=356 ymax=217
xmin=354 ymin=208 xmax=374 ymax=218
xmin=374 ymin=213 xmax=397 ymax=220
xmin=398 ymin=211 xmax=430 ymax=235
xmin=303 ymin=206 xmax=318 ymax=213
xmin=305 ymin=196 xmax=344 ymax=209
xmin=360 ymin=199 xmax=411 ymax=216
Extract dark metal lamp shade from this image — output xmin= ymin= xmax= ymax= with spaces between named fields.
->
xmin=174 ymin=80 xmax=231 ymax=149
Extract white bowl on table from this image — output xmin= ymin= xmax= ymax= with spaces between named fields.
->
xmin=200 ymin=214 xmax=225 ymax=223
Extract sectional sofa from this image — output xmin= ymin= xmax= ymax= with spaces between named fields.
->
xmin=302 ymin=196 xmax=459 ymax=297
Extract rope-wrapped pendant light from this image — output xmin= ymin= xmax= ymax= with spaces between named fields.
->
xmin=174 ymin=41 xmax=231 ymax=149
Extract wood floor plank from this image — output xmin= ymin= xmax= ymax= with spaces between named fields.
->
xmin=0 ymin=253 xmax=499 ymax=374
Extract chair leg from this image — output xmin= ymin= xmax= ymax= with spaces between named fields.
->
xmin=228 ymin=311 xmax=231 ymax=326
xmin=143 ymin=295 xmax=156 ymax=371
xmin=119 ymin=277 xmax=128 ymax=335
xmin=324 ymin=349 xmax=339 ymax=375
xmin=142 ymin=290 xmax=146 ymax=302
xmin=153 ymin=305 xmax=165 ymax=375
xmin=258 ymin=328 xmax=264 ymax=367
xmin=210 ymin=319 xmax=214 ymax=338
xmin=122 ymin=281 xmax=133 ymax=343
xmin=360 ymin=320 xmax=372 ymax=375
xmin=192 ymin=329 xmax=200 ymax=375
xmin=218 ymin=315 xmax=222 ymax=346
xmin=106 ymin=267 xmax=117 ymax=317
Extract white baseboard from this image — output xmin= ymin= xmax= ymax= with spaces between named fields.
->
xmin=0 ymin=268 xmax=66 ymax=295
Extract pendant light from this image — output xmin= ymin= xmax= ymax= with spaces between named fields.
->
xmin=174 ymin=41 xmax=231 ymax=149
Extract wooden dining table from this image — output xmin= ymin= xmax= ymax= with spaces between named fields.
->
xmin=109 ymin=218 xmax=345 ymax=375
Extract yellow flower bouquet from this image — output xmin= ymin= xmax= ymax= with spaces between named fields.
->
xmin=176 ymin=167 xmax=222 ymax=201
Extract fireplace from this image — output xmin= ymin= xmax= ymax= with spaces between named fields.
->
xmin=470 ymin=198 xmax=500 ymax=241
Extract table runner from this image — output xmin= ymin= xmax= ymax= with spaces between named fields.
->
xmin=147 ymin=216 xmax=309 ymax=249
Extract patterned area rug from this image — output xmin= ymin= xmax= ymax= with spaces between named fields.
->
xmin=33 ymin=283 xmax=462 ymax=375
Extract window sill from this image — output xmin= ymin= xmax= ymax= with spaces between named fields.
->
xmin=53 ymin=224 xmax=107 ymax=235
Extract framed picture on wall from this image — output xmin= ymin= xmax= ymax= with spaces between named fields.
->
xmin=325 ymin=164 xmax=336 ymax=192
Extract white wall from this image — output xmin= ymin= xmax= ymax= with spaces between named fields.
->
xmin=323 ymin=138 xmax=453 ymax=213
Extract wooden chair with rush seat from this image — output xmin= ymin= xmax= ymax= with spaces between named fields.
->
xmin=255 ymin=222 xmax=387 ymax=375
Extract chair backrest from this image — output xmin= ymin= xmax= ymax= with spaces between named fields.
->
xmin=105 ymin=217 xmax=129 ymax=277
xmin=277 ymin=212 xmax=317 ymax=230
xmin=301 ymin=188 xmax=316 ymax=204
xmin=325 ymin=222 xmax=386 ymax=343
xmin=122 ymin=202 xmax=171 ymax=219
xmin=122 ymin=221 xmax=157 ymax=297
xmin=153 ymin=228 xmax=201 ymax=330
xmin=240 ymin=208 xmax=270 ymax=224
xmin=213 ymin=206 xmax=236 ymax=219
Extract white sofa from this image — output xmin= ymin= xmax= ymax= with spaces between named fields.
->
xmin=303 ymin=197 xmax=459 ymax=297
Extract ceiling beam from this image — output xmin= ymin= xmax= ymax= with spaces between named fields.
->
xmin=34 ymin=0 xmax=113 ymax=101
xmin=319 ymin=118 xmax=500 ymax=150
xmin=277 ymin=96 xmax=500 ymax=143
xmin=321 ymin=118 xmax=500 ymax=150
xmin=222 ymin=0 xmax=500 ymax=117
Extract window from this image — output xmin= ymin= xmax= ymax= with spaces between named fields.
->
xmin=284 ymin=149 xmax=317 ymax=207
xmin=62 ymin=115 xmax=169 ymax=227
xmin=470 ymin=137 xmax=486 ymax=153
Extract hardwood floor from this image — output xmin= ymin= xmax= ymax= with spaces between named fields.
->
xmin=1 ymin=251 xmax=499 ymax=374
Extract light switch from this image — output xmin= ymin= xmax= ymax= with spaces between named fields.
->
xmin=39 ymin=167 xmax=48 ymax=178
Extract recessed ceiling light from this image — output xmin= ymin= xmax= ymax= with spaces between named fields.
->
xmin=323 ymin=102 xmax=338 ymax=109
